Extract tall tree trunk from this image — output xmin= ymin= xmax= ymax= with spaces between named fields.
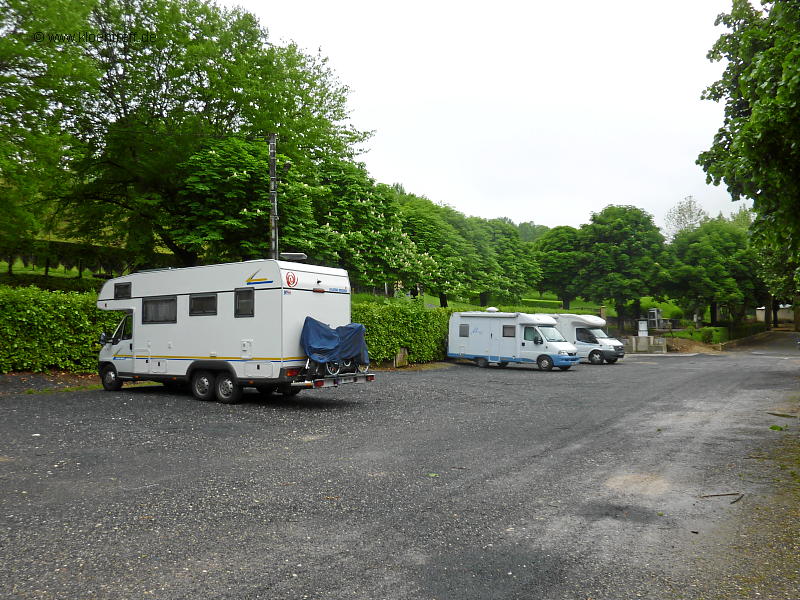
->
xmin=479 ymin=291 xmax=490 ymax=307
xmin=615 ymin=302 xmax=626 ymax=334
xmin=439 ymin=292 xmax=448 ymax=308
xmin=710 ymin=302 xmax=718 ymax=326
xmin=631 ymin=298 xmax=642 ymax=319
xmin=562 ymin=297 xmax=571 ymax=310
xmin=771 ymin=297 xmax=779 ymax=328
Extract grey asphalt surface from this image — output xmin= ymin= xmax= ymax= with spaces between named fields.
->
xmin=2 ymin=333 xmax=799 ymax=600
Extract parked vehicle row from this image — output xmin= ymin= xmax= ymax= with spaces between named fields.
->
xmin=447 ymin=309 xmax=624 ymax=371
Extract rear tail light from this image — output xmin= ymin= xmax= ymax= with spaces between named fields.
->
xmin=285 ymin=368 xmax=300 ymax=377
xmin=313 ymin=380 xmax=325 ymax=388
xmin=366 ymin=374 xmax=375 ymax=382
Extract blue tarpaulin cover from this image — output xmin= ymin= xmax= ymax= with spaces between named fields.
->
xmin=300 ymin=316 xmax=370 ymax=365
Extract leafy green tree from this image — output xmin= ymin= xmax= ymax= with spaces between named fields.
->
xmin=0 ymin=0 xmax=98 ymax=258
xmin=532 ymin=226 xmax=583 ymax=309
xmin=670 ymin=219 xmax=766 ymax=324
xmin=169 ymin=138 xmax=320 ymax=263
xmin=7 ymin=0 xmax=368 ymax=266
xmin=577 ymin=205 xmax=669 ymax=323
xmin=698 ymin=0 xmax=800 ymax=255
xmin=518 ymin=221 xmax=550 ymax=243
xmin=663 ymin=196 xmax=709 ymax=240
xmin=483 ymin=218 xmax=541 ymax=303
xmin=312 ymin=160 xmax=434 ymax=293
xmin=395 ymin=192 xmax=476 ymax=306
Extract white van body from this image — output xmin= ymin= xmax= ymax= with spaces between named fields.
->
xmin=96 ymin=259 xmax=372 ymax=402
xmin=548 ymin=314 xmax=625 ymax=364
xmin=447 ymin=311 xmax=580 ymax=371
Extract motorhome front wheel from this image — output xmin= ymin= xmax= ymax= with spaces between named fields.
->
xmin=100 ymin=365 xmax=123 ymax=391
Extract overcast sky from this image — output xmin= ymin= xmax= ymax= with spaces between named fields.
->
xmin=229 ymin=0 xmax=745 ymax=231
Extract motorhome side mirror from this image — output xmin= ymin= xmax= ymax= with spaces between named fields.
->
xmin=99 ymin=332 xmax=109 ymax=345
xmin=534 ymin=336 xmax=543 ymax=345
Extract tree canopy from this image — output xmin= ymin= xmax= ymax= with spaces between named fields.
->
xmin=698 ymin=0 xmax=800 ymax=263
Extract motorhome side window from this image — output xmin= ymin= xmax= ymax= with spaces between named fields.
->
xmin=576 ymin=328 xmax=593 ymax=343
xmin=459 ymin=324 xmax=469 ymax=337
xmin=234 ymin=288 xmax=254 ymax=318
xmin=524 ymin=327 xmax=536 ymax=341
xmin=502 ymin=325 xmax=515 ymax=337
xmin=189 ymin=293 xmax=217 ymax=316
xmin=142 ymin=296 xmax=177 ymax=324
xmin=114 ymin=282 xmax=131 ymax=299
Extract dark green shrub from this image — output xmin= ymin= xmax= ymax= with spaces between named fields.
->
xmin=0 ymin=285 xmax=119 ymax=373
xmin=352 ymin=299 xmax=451 ymax=363
xmin=0 ymin=272 xmax=104 ymax=293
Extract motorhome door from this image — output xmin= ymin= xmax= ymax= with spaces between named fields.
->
xmin=106 ymin=312 xmax=135 ymax=375
xmin=519 ymin=325 xmax=542 ymax=363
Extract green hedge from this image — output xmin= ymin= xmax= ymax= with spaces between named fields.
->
xmin=353 ymin=300 xmax=451 ymax=363
xmin=0 ymin=286 xmax=452 ymax=373
xmin=0 ymin=286 xmax=119 ymax=373
xmin=0 ymin=272 xmax=104 ymax=293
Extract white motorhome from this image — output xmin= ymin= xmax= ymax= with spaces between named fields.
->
xmin=447 ymin=310 xmax=581 ymax=371
xmin=96 ymin=259 xmax=373 ymax=403
xmin=548 ymin=314 xmax=624 ymax=364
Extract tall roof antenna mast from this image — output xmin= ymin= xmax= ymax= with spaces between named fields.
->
xmin=268 ymin=133 xmax=279 ymax=260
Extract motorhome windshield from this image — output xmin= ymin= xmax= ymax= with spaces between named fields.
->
xmin=539 ymin=325 xmax=567 ymax=342
xmin=588 ymin=328 xmax=610 ymax=339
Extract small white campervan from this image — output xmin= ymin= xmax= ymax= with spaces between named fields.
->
xmin=96 ymin=259 xmax=373 ymax=403
xmin=447 ymin=310 xmax=581 ymax=371
xmin=548 ymin=314 xmax=624 ymax=364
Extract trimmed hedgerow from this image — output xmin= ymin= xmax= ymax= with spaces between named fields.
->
xmin=352 ymin=300 xmax=451 ymax=364
xmin=0 ymin=286 xmax=453 ymax=373
xmin=0 ymin=286 xmax=119 ymax=373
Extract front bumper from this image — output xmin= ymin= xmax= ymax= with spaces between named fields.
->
xmin=551 ymin=354 xmax=581 ymax=367
xmin=601 ymin=347 xmax=625 ymax=360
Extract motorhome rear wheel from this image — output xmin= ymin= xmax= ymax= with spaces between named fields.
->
xmin=215 ymin=373 xmax=243 ymax=404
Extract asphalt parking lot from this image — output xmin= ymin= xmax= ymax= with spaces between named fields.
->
xmin=2 ymin=339 xmax=800 ymax=599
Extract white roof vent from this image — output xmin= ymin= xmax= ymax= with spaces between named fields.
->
xmin=485 ymin=306 xmax=499 ymax=313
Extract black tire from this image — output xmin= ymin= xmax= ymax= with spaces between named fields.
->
xmin=100 ymin=364 xmax=123 ymax=391
xmin=279 ymin=385 xmax=301 ymax=397
xmin=475 ymin=357 xmax=489 ymax=368
xmin=558 ymin=365 xmax=571 ymax=371
xmin=497 ymin=362 xmax=509 ymax=368
xmin=605 ymin=357 xmax=618 ymax=364
xmin=215 ymin=372 xmax=243 ymax=404
xmin=588 ymin=350 xmax=605 ymax=365
xmin=190 ymin=370 xmax=216 ymax=401
xmin=537 ymin=355 xmax=554 ymax=371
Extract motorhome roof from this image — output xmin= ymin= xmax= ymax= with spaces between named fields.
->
xmin=551 ymin=313 xmax=607 ymax=327
xmin=456 ymin=312 xmax=558 ymax=326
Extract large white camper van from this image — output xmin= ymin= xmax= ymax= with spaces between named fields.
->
xmin=447 ymin=310 xmax=580 ymax=371
xmin=548 ymin=314 xmax=624 ymax=364
xmin=96 ymin=259 xmax=373 ymax=403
